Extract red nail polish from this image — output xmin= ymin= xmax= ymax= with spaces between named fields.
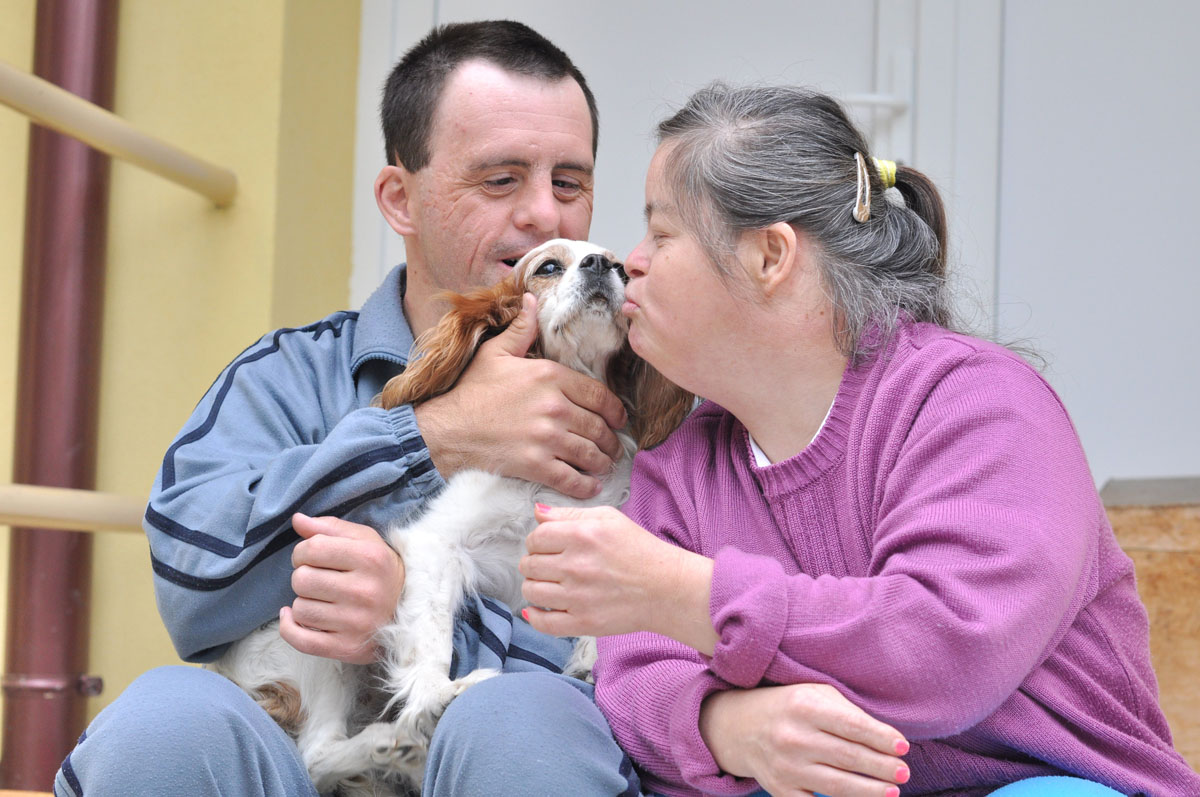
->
xmin=521 ymin=608 xmax=530 ymax=621
xmin=885 ymin=788 xmax=900 ymax=797
xmin=895 ymin=765 xmax=910 ymax=784
xmin=894 ymin=739 xmax=909 ymax=756
xmin=535 ymin=503 xmax=550 ymax=513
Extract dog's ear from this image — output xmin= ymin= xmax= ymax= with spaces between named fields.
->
xmin=376 ymin=280 xmax=525 ymax=410
xmin=605 ymin=341 xmax=694 ymax=450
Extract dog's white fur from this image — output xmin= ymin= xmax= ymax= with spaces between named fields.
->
xmin=210 ymin=240 xmax=678 ymax=796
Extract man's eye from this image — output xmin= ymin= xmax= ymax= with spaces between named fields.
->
xmin=484 ymin=177 xmax=516 ymax=191
xmin=534 ymin=260 xmax=564 ymax=276
xmin=553 ymin=179 xmax=582 ymax=196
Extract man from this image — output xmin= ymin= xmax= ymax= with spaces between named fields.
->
xmin=57 ymin=21 xmax=640 ymax=797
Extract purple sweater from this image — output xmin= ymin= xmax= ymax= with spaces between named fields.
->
xmin=595 ymin=320 xmax=1199 ymax=796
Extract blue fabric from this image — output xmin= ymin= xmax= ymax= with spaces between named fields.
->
xmin=990 ymin=776 xmax=1126 ymax=795
xmin=697 ymin=774 xmax=1124 ymax=797
xmin=55 ymin=666 xmax=317 ymax=797
xmin=56 ymin=608 xmax=637 ymax=796
xmin=146 ymin=265 xmax=448 ymax=663
xmin=425 ymin=672 xmax=640 ymax=797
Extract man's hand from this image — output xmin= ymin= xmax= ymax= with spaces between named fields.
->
xmin=279 ymin=513 xmax=405 ymax=664
xmin=700 ymin=684 xmax=911 ymax=797
xmin=413 ymin=294 xmax=628 ymax=500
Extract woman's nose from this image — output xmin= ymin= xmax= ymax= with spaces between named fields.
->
xmin=624 ymin=238 xmax=650 ymax=278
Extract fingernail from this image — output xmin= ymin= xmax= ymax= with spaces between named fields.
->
xmin=535 ymin=503 xmax=550 ymax=513
xmin=894 ymin=739 xmax=909 ymax=756
xmin=895 ymin=765 xmax=910 ymax=784
xmin=521 ymin=608 xmax=530 ymax=621
xmin=885 ymin=788 xmax=900 ymax=797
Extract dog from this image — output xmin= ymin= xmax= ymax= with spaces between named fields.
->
xmin=210 ymin=239 xmax=692 ymax=795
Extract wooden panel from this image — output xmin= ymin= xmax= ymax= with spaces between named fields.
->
xmin=1107 ymin=501 xmax=1200 ymax=771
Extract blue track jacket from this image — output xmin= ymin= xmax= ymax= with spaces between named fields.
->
xmin=146 ymin=266 xmax=450 ymax=662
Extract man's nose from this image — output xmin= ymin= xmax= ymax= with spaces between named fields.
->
xmin=513 ymin=181 xmax=562 ymax=234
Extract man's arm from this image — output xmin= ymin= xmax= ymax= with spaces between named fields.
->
xmin=148 ymin=316 xmax=443 ymax=662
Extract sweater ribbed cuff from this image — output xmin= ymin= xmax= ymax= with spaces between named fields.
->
xmin=708 ymin=547 xmax=789 ymax=688
xmin=667 ymin=669 xmax=761 ymax=795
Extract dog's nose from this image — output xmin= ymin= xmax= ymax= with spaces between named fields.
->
xmin=579 ymin=253 xmax=614 ymax=272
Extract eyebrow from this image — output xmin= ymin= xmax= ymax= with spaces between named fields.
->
xmin=644 ymin=200 xmax=676 ymax=222
xmin=468 ymin=157 xmax=594 ymax=176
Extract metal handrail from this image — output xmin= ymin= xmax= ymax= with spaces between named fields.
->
xmin=0 ymin=59 xmax=237 ymax=207
xmin=0 ymin=483 xmax=144 ymax=534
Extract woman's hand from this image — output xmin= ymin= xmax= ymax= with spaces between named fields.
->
xmin=701 ymin=684 xmax=910 ymax=797
xmin=519 ymin=504 xmax=718 ymax=653
xmin=279 ymin=513 xmax=405 ymax=664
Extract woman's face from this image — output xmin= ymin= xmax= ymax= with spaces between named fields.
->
xmin=622 ymin=144 xmax=750 ymax=395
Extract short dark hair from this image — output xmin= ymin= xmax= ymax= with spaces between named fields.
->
xmin=380 ymin=20 xmax=599 ymax=170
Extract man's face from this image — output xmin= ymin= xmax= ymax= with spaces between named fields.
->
xmin=397 ymin=60 xmax=595 ymax=295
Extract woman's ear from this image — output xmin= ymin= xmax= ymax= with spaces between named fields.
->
xmin=376 ymin=282 xmax=525 ymax=409
xmin=742 ymin=222 xmax=800 ymax=298
xmin=375 ymin=165 xmax=418 ymax=237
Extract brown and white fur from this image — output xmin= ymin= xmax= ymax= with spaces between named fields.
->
xmin=210 ymin=240 xmax=692 ymax=795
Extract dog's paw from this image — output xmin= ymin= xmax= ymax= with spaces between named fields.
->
xmin=450 ymin=666 xmax=500 ymax=696
xmin=563 ymin=636 xmax=598 ymax=683
xmin=397 ymin=668 xmax=499 ymax=747
xmin=358 ymin=721 xmax=424 ymax=773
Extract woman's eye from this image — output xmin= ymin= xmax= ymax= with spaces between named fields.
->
xmin=534 ymin=260 xmax=563 ymax=276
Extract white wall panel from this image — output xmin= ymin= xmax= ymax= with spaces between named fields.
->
xmin=997 ymin=0 xmax=1200 ymax=484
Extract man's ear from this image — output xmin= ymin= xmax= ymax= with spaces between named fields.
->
xmin=375 ymin=164 xmax=418 ymax=237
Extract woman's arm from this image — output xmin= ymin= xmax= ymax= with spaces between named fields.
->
xmin=520 ymin=504 xmax=718 ymax=653
xmin=522 ymin=505 xmax=909 ymax=795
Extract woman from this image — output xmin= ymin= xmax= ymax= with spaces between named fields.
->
xmin=519 ymin=84 xmax=1200 ymax=796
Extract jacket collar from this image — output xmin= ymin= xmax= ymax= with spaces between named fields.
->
xmin=350 ymin=264 xmax=414 ymax=377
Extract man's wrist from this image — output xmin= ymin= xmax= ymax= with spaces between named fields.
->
xmin=412 ymin=398 xmax=460 ymax=477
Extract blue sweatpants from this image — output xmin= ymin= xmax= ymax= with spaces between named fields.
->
xmin=55 ymin=597 xmax=640 ymax=796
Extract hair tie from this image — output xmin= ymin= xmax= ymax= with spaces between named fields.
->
xmin=853 ymin=154 xmax=900 ymax=222
xmin=873 ymin=158 xmax=897 ymax=190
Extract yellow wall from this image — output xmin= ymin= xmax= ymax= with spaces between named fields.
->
xmin=0 ymin=0 xmax=37 ymax=744
xmin=0 ymin=0 xmax=360 ymax=738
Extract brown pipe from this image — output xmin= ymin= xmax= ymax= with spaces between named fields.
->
xmin=1 ymin=0 xmax=118 ymax=789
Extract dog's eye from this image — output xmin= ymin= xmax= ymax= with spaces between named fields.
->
xmin=534 ymin=259 xmax=564 ymax=277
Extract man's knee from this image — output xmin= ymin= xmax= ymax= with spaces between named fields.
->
xmin=57 ymin=666 xmax=315 ymax=797
xmin=425 ymin=672 xmax=639 ymax=797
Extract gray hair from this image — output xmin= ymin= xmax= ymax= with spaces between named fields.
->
xmin=656 ymin=83 xmax=952 ymax=360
